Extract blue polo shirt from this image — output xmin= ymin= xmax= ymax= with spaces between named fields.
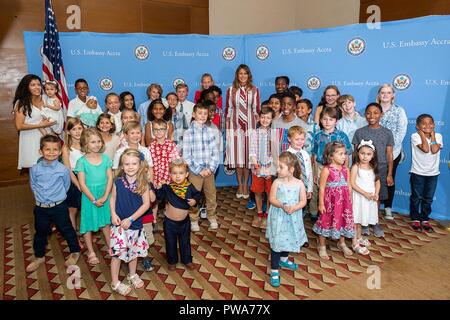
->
xmin=312 ymin=129 xmax=352 ymax=164
xmin=30 ymin=159 xmax=70 ymax=204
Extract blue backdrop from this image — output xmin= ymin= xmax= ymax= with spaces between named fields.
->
xmin=24 ymin=16 xmax=450 ymax=219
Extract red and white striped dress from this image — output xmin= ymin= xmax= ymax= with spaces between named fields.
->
xmin=225 ymin=85 xmax=260 ymax=168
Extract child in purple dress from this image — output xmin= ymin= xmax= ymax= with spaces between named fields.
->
xmin=312 ymin=141 xmax=355 ymax=260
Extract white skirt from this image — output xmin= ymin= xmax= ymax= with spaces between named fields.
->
xmin=352 ymin=192 xmax=379 ymax=226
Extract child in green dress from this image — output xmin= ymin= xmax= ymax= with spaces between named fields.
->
xmin=75 ymin=128 xmax=113 ymax=265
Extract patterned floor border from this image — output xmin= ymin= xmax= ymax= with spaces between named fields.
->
xmin=2 ymin=186 xmax=447 ymax=300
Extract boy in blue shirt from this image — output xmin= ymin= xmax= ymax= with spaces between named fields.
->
xmin=310 ymin=107 xmax=352 ymax=222
xmin=26 ymin=135 xmax=80 ymax=272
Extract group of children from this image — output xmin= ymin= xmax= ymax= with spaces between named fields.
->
xmin=24 ymin=73 xmax=443 ymax=293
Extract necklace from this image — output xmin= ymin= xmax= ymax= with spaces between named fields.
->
xmin=121 ymin=176 xmax=138 ymax=193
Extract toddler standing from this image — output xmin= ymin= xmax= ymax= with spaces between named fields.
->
xmin=313 ymin=142 xmax=355 ymax=260
xmin=266 ymin=152 xmax=308 ymax=287
xmin=350 ymin=140 xmax=380 ymax=255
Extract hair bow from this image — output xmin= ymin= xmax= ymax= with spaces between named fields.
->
xmin=139 ymin=152 xmax=145 ymax=161
xmin=358 ymin=139 xmax=375 ymax=151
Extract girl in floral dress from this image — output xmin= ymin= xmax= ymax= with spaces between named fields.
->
xmin=109 ymin=149 xmax=155 ymax=296
xmin=312 ymin=141 xmax=355 ymax=260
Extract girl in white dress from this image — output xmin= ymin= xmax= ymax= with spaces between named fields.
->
xmin=350 ymin=140 xmax=380 ymax=255
xmin=13 ymin=74 xmax=56 ymax=169
xmin=41 ymin=80 xmax=64 ymax=137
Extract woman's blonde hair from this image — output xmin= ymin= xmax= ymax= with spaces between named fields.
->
xmin=80 ymin=128 xmax=105 ymax=153
xmin=116 ymin=149 xmax=149 ymax=195
xmin=64 ymin=117 xmax=84 ymax=150
xmin=376 ymin=83 xmax=395 ymax=104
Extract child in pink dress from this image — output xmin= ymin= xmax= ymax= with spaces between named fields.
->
xmin=312 ymin=141 xmax=355 ymax=260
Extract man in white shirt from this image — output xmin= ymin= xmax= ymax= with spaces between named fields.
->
xmin=176 ymin=83 xmax=195 ymax=127
xmin=67 ymin=79 xmax=89 ymax=119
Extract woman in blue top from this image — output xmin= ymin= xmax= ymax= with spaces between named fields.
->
xmin=109 ymin=149 xmax=155 ymax=296
xmin=377 ymin=84 xmax=408 ymax=220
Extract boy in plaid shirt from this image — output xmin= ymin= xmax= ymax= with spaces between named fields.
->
xmin=183 ymin=103 xmax=220 ymax=232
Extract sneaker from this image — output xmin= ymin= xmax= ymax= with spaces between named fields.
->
xmin=373 ymin=224 xmax=385 ymax=238
xmin=384 ymin=207 xmax=394 ymax=220
xmin=199 ymin=207 xmax=207 ymax=219
xmin=191 ymin=220 xmax=200 ymax=232
xmin=421 ymin=221 xmax=434 ymax=233
xmin=279 ymin=259 xmax=298 ymax=271
xmin=246 ymin=199 xmax=256 ymax=210
xmin=141 ymin=258 xmax=154 ymax=271
xmin=361 ymin=226 xmax=371 ymax=236
xmin=208 ymin=217 xmax=218 ymax=230
xmin=411 ymin=220 xmax=422 ymax=232
xmin=269 ymin=271 xmax=280 ymax=287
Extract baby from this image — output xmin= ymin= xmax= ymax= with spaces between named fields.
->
xmin=75 ymin=95 xmax=103 ymax=127
xmin=40 ymin=80 xmax=64 ymax=136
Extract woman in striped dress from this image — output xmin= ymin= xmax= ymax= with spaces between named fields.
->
xmin=225 ymin=64 xmax=261 ymax=198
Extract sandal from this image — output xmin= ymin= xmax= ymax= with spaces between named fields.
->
xmin=353 ymin=244 xmax=370 ymax=255
xmin=337 ymin=242 xmax=353 ymax=257
xmin=318 ymin=245 xmax=329 ymax=260
xmin=111 ymin=281 xmax=132 ymax=296
xmin=251 ymin=216 xmax=261 ymax=228
xmin=357 ymin=237 xmax=371 ymax=247
xmin=87 ymin=252 xmax=100 ymax=266
xmin=269 ymin=271 xmax=280 ymax=287
xmin=127 ymin=273 xmax=144 ymax=289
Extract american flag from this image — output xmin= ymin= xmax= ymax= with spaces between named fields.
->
xmin=42 ymin=0 xmax=69 ymax=112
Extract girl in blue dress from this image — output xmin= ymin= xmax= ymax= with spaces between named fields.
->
xmin=266 ymin=152 xmax=308 ymax=287
xmin=109 ymin=149 xmax=155 ymax=296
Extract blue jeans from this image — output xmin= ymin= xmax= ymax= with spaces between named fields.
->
xmin=409 ymin=173 xmax=438 ymax=221
xmin=163 ymin=215 xmax=192 ymax=265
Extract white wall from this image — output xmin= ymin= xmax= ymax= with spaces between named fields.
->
xmin=209 ymin=0 xmax=360 ymax=34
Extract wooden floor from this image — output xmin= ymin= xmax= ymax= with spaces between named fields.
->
xmin=1 ymin=184 xmax=449 ymax=300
